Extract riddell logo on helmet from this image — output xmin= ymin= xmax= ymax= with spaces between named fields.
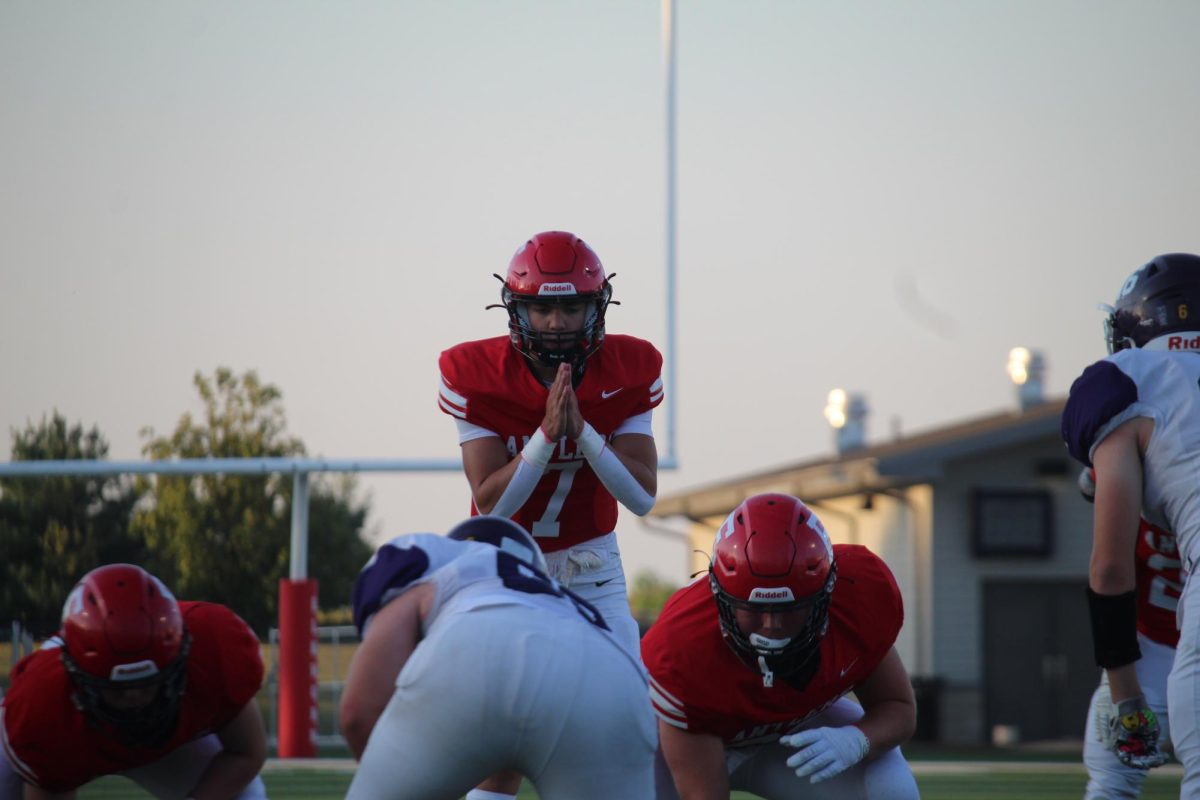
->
xmin=1168 ymin=335 xmax=1200 ymax=350
xmin=109 ymin=660 xmax=160 ymax=681
xmin=749 ymin=587 xmax=795 ymax=602
xmin=538 ymin=283 xmax=577 ymax=296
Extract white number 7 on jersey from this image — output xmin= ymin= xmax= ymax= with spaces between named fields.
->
xmin=532 ymin=464 xmax=579 ymax=538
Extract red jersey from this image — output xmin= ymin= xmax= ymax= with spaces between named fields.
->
xmin=1136 ymin=519 xmax=1182 ymax=647
xmin=641 ymin=545 xmax=903 ymax=747
xmin=1 ymin=602 xmax=263 ymax=792
xmin=438 ymin=334 xmax=663 ymax=552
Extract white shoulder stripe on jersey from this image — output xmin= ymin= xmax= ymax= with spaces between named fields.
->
xmin=649 ymin=675 xmax=685 ymax=710
xmin=438 ymin=396 xmax=467 ymax=420
xmin=651 ymin=705 xmax=689 ymax=730
xmin=0 ymin=707 xmax=41 ymax=785
xmin=650 ymin=389 xmax=664 ymax=404
xmin=650 ymin=690 xmax=686 ymax=724
xmin=649 ymin=376 xmax=663 ymax=393
xmin=439 ymin=376 xmax=468 ymax=407
xmin=649 ymin=677 xmax=689 ymax=730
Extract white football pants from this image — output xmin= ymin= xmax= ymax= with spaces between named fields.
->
xmin=1083 ymin=633 xmax=1174 ymax=799
xmin=1170 ymin=567 xmax=1200 ymax=798
xmin=653 ymin=697 xmax=919 ymax=800
xmin=544 ymin=531 xmax=641 ymax=654
xmin=347 ymin=602 xmax=656 ymax=800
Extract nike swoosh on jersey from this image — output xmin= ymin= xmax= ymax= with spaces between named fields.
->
xmin=595 ymin=577 xmax=616 ymax=587
xmin=601 ymin=388 xmax=624 ymax=399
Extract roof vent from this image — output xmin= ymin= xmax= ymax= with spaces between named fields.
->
xmin=1006 ymin=347 xmax=1045 ymax=411
xmin=824 ymin=389 xmax=868 ymax=454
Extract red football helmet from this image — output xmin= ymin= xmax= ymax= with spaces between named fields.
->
xmin=709 ymin=493 xmax=836 ymax=685
xmin=494 ymin=231 xmax=614 ymax=370
xmin=59 ymin=564 xmax=191 ymax=746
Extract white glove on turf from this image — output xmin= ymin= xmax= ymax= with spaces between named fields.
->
xmin=781 ymin=725 xmax=871 ymax=783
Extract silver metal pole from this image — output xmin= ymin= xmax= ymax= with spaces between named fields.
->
xmin=290 ymin=472 xmax=310 ymax=580
xmin=662 ymin=0 xmax=679 ymax=470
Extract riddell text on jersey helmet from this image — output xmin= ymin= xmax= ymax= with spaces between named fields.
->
xmin=709 ymin=493 xmax=836 ymax=681
xmin=494 ymin=231 xmax=613 ymax=370
xmin=59 ymin=563 xmax=191 ymax=747
xmin=1106 ymin=253 xmax=1200 ymax=353
xmin=447 ymin=514 xmax=549 ymax=575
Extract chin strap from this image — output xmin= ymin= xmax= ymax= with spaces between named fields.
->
xmin=757 ymin=655 xmax=775 ymax=688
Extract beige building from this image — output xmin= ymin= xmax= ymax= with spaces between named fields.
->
xmin=649 ymin=398 xmax=1098 ymax=745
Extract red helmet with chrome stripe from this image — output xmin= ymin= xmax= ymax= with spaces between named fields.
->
xmin=709 ymin=493 xmax=836 ymax=685
xmin=495 ymin=231 xmax=613 ymax=370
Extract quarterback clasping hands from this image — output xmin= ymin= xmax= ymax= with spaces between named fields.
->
xmin=541 ymin=362 xmax=583 ymax=441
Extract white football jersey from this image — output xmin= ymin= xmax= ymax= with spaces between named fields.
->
xmin=351 ymin=533 xmax=637 ymax=668
xmin=1064 ymin=348 xmax=1200 ymax=569
xmin=346 ymin=532 xmax=657 ymax=799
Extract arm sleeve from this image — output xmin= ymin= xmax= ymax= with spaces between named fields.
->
xmin=489 ymin=428 xmax=556 ymax=518
xmin=577 ymin=423 xmax=655 ymax=515
xmin=491 ymin=453 xmax=545 ymax=518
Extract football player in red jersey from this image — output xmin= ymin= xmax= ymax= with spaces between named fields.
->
xmin=642 ymin=493 xmax=919 ymax=799
xmin=438 ymin=230 xmax=662 ymax=800
xmin=0 ymin=564 xmax=267 ymax=800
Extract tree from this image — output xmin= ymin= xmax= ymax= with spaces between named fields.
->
xmin=0 ymin=413 xmax=142 ymax=636
xmin=628 ymin=570 xmax=680 ymax=637
xmin=132 ymin=368 xmax=372 ymax=634
xmin=308 ymin=474 xmax=372 ymax=616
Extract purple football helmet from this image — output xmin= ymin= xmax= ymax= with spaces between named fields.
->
xmin=1106 ymin=253 xmax=1200 ymax=353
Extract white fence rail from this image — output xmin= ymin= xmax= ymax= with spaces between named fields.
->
xmin=0 ymin=457 xmax=463 ymax=580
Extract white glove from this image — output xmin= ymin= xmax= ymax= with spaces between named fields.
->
xmin=781 ymin=725 xmax=870 ymax=783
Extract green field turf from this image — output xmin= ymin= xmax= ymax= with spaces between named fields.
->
xmin=77 ymin=763 xmax=1184 ymax=799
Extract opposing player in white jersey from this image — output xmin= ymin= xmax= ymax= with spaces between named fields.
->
xmin=338 ymin=516 xmax=655 ymax=800
xmin=1063 ymin=253 xmax=1200 ymax=796
xmin=1078 ymin=468 xmax=1181 ymax=799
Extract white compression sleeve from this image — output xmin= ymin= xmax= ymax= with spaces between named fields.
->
xmin=576 ymin=423 xmax=655 ymax=516
xmin=490 ymin=428 xmax=555 ymax=519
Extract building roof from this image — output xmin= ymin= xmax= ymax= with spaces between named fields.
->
xmin=650 ymin=398 xmax=1068 ymax=520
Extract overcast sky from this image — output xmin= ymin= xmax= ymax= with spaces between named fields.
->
xmin=4 ymin=1 xmax=1200 ymax=585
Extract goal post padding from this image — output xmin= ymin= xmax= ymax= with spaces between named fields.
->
xmin=277 ymin=578 xmax=319 ymax=758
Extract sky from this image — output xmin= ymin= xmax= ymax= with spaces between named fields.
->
xmin=4 ymin=1 xmax=1200 ymax=586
